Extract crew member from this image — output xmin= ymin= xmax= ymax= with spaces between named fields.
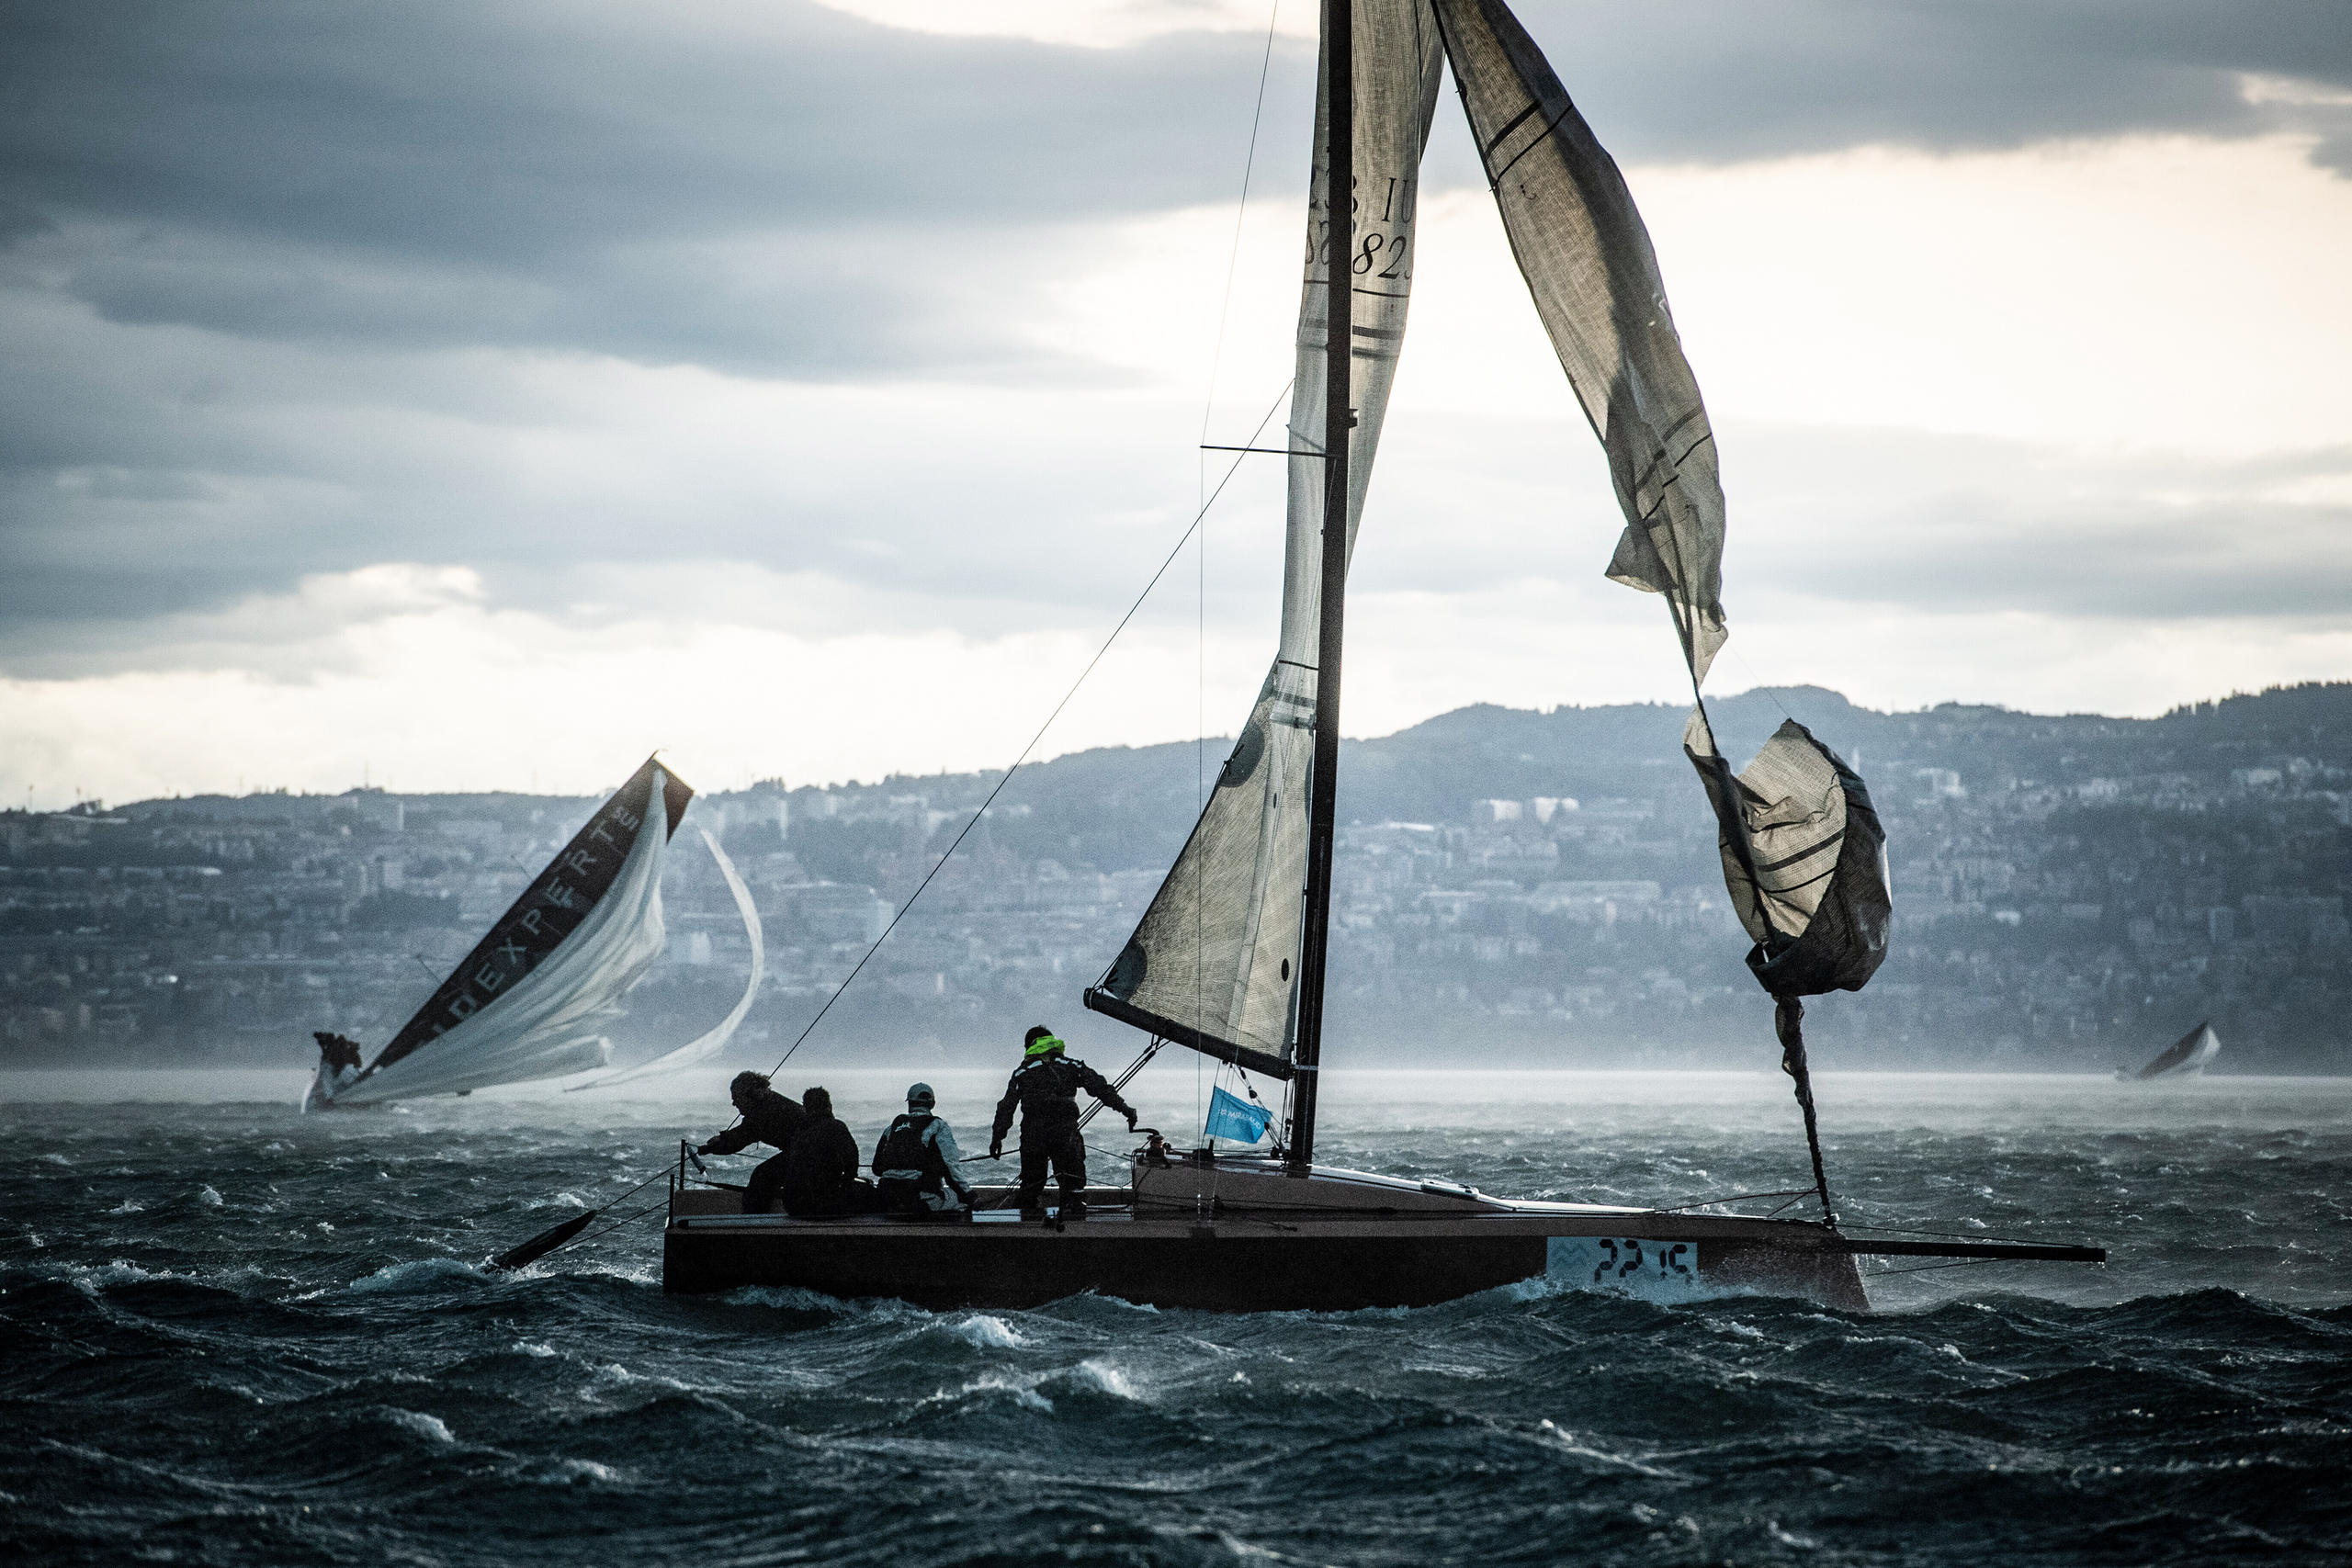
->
xmin=782 ymin=1086 xmax=882 ymax=1215
xmin=872 ymin=1082 xmax=974 ymax=1219
xmin=696 ymin=1071 xmax=807 ymax=1214
xmin=989 ymin=1025 xmax=1135 ymax=1221
xmin=312 ymin=1032 xmax=363 ymax=1076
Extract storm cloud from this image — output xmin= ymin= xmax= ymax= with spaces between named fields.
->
xmin=1 ymin=0 xmax=2348 ymax=761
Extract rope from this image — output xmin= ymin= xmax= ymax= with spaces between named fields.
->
xmin=1647 ymin=1187 xmax=1815 ymax=1215
xmin=566 ymin=1191 xmax=674 ymax=1251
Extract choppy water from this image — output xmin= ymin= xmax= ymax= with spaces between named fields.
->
xmin=4 ymin=1068 xmax=2348 ymax=1566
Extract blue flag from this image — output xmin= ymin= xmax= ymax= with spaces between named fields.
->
xmin=1204 ymin=1085 xmax=1272 ymax=1145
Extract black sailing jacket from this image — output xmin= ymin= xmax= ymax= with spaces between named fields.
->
xmin=703 ymin=1084 xmax=806 ymax=1156
xmin=991 ymin=1055 xmax=1132 ymax=1142
xmin=781 ymin=1115 xmax=862 ymax=1203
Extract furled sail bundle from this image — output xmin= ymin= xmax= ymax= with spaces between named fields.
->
xmin=311 ymin=756 xmax=707 ymax=1108
xmin=1085 ymin=0 xmax=1444 ymax=1079
xmin=1434 ymin=0 xmax=1891 ymax=1217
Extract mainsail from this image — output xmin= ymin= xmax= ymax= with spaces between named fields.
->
xmin=321 ymin=757 xmax=693 ymax=1106
xmin=1085 ymin=0 xmax=1443 ymax=1078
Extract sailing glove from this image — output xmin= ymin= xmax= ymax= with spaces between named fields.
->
xmin=1125 ymin=1110 xmax=1138 ymax=1132
xmin=989 ymin=1139 xmax=1003 ymax=1158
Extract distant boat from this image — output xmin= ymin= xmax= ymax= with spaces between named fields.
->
xmin=305 ymin=756 xmax=761 ymax=1110
xmin=2121 ymin=1021 xmax=2221 ymax=1081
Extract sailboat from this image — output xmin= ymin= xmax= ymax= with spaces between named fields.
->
xmin=2120 ymin=1020 xmax=2221 ymax=1081
xmin=660 ymin=0 xmax=2103 ymax=1309
xmin=307 ymin=756 xmax=763 ymax=1109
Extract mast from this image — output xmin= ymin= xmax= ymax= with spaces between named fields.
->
xmin=1288 ymin=0 xmax=1351 ymax=1169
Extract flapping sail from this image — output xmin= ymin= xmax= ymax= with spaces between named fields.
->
xmin=1433 ymin=0 xmax=1888 ymax=1222
xmin=1432 ymin=0 xmax=1726 ymax=680
xmin=1685 ymin=716 xmax=1892 ymax=998
xmin=321 ymin=757 xmax=691 ymax=1106
xmin=2130 ymin=1021 xmax=2220 ymax=1080
xmin=1085 ymin=0 xmax=1442 ymax=1078
xmin=569 ymin=828 xmax=765 ymax=1090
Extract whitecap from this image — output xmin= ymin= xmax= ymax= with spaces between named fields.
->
xmin=71 ymin=1259 xmax=157 ymax=1291
xmin=922 ymin=1373 xmax=1053 ymax=1414
xmin=107 ymin=1200 xmax=145 ymax=1215
xmin=39 ymin=1153 xmax=69 ymax=1167
xmin=537 ymin=1458 xmax=622 ymax=1485
xmin=197 ymin=1185 xmax=224 ymax=1207
xmin=385 ymin=1408 xmax=455 ymax=1445
xmin=1069 ymin=1359 xmax=1140 ymax=1400
xmin=949 ymin=1314 xmax=1024 ymax=1349
xmin=513 ymin=1340 xmax=559 ymax=1359
xmin=346 ymin=1258 xmax=481 ymax=1293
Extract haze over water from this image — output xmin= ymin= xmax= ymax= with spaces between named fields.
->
xmin=6 ymin=1069 xmax=2348 ymax=1565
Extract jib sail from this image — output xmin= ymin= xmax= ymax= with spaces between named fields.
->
xmin=1084 ymin=0 xmax=1443 ymax=1080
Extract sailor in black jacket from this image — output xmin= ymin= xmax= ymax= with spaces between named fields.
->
xmin=697 ymin=1071 xmax=806 ymax=1213
xmin=781 ymin=1086 xmax=882 ymax=1215
xmin=989 ymin=1025 xmax=1135 ymax=1220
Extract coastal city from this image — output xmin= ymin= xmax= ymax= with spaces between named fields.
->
xmin=6 ymin=683 xmax=2346 ymax=1076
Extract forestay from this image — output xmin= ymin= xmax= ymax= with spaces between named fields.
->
xmin=327 ymin=758 xmax=691 ymax=1106
xmin=1087 ymin=0 xmax=1443 ymax=1078
xmin=1432 ymin=0 xmax=1727 ymax=681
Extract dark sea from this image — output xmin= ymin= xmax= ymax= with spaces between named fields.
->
xmin=4 ymin=1066 xmax=2347 ymax=1567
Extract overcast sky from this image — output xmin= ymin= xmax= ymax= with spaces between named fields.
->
xmin=5 ymin=0 xmax=2351 ymax=805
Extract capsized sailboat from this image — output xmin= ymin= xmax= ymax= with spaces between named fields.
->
xmin=308 ymin=756 xmax=759 ymax=1109
xmin=2121 ymin=1021 xmax=2221 ymax=1081
xmin=662 ymin=0 xmax=2102 ymax=1309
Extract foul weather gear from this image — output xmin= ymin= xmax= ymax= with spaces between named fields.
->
xmin=1016 ymin=1124 xmax=1090 ymax=1218
xmin=783 ymin=1111 xmax=881 ymax=1215
xmin=992 ymin=1054 xmax=1133 ymax=1143
xmin=993 ymin=1053 xmax=1131 ymax=1217
xmin=873 ymin=1111 xmax=972 ymax=1215
xmin=699 ymin=1077 xmax=808 ymax=1215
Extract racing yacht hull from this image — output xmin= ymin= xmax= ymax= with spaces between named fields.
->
xmin=662 ymin=1150 xmax=1878 ymax=1312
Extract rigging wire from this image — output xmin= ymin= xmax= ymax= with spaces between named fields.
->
xmin=1192 ymin=0 xmax=1282 ymax=1145
xmin=766 ymin=379 xmax=1296 ymax=1078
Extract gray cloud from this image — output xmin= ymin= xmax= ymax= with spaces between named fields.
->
xmin=6 ymin=1 xmax=2345 ymax=369
xmin=2 ymin=0 xmax=2344 ymax=659
xmin=1513 ymin=0 xmax=2352 ymax=170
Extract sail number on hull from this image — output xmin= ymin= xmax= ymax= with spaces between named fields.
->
xmin=1543 ymin=1236 xmax=1704 ymax=1299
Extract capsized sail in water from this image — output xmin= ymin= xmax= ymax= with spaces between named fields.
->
xmin=306 ymin=756 xmax=758 ymax=1109
xmin=2124 ymin=1021 xmax=2221 ymax=1080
